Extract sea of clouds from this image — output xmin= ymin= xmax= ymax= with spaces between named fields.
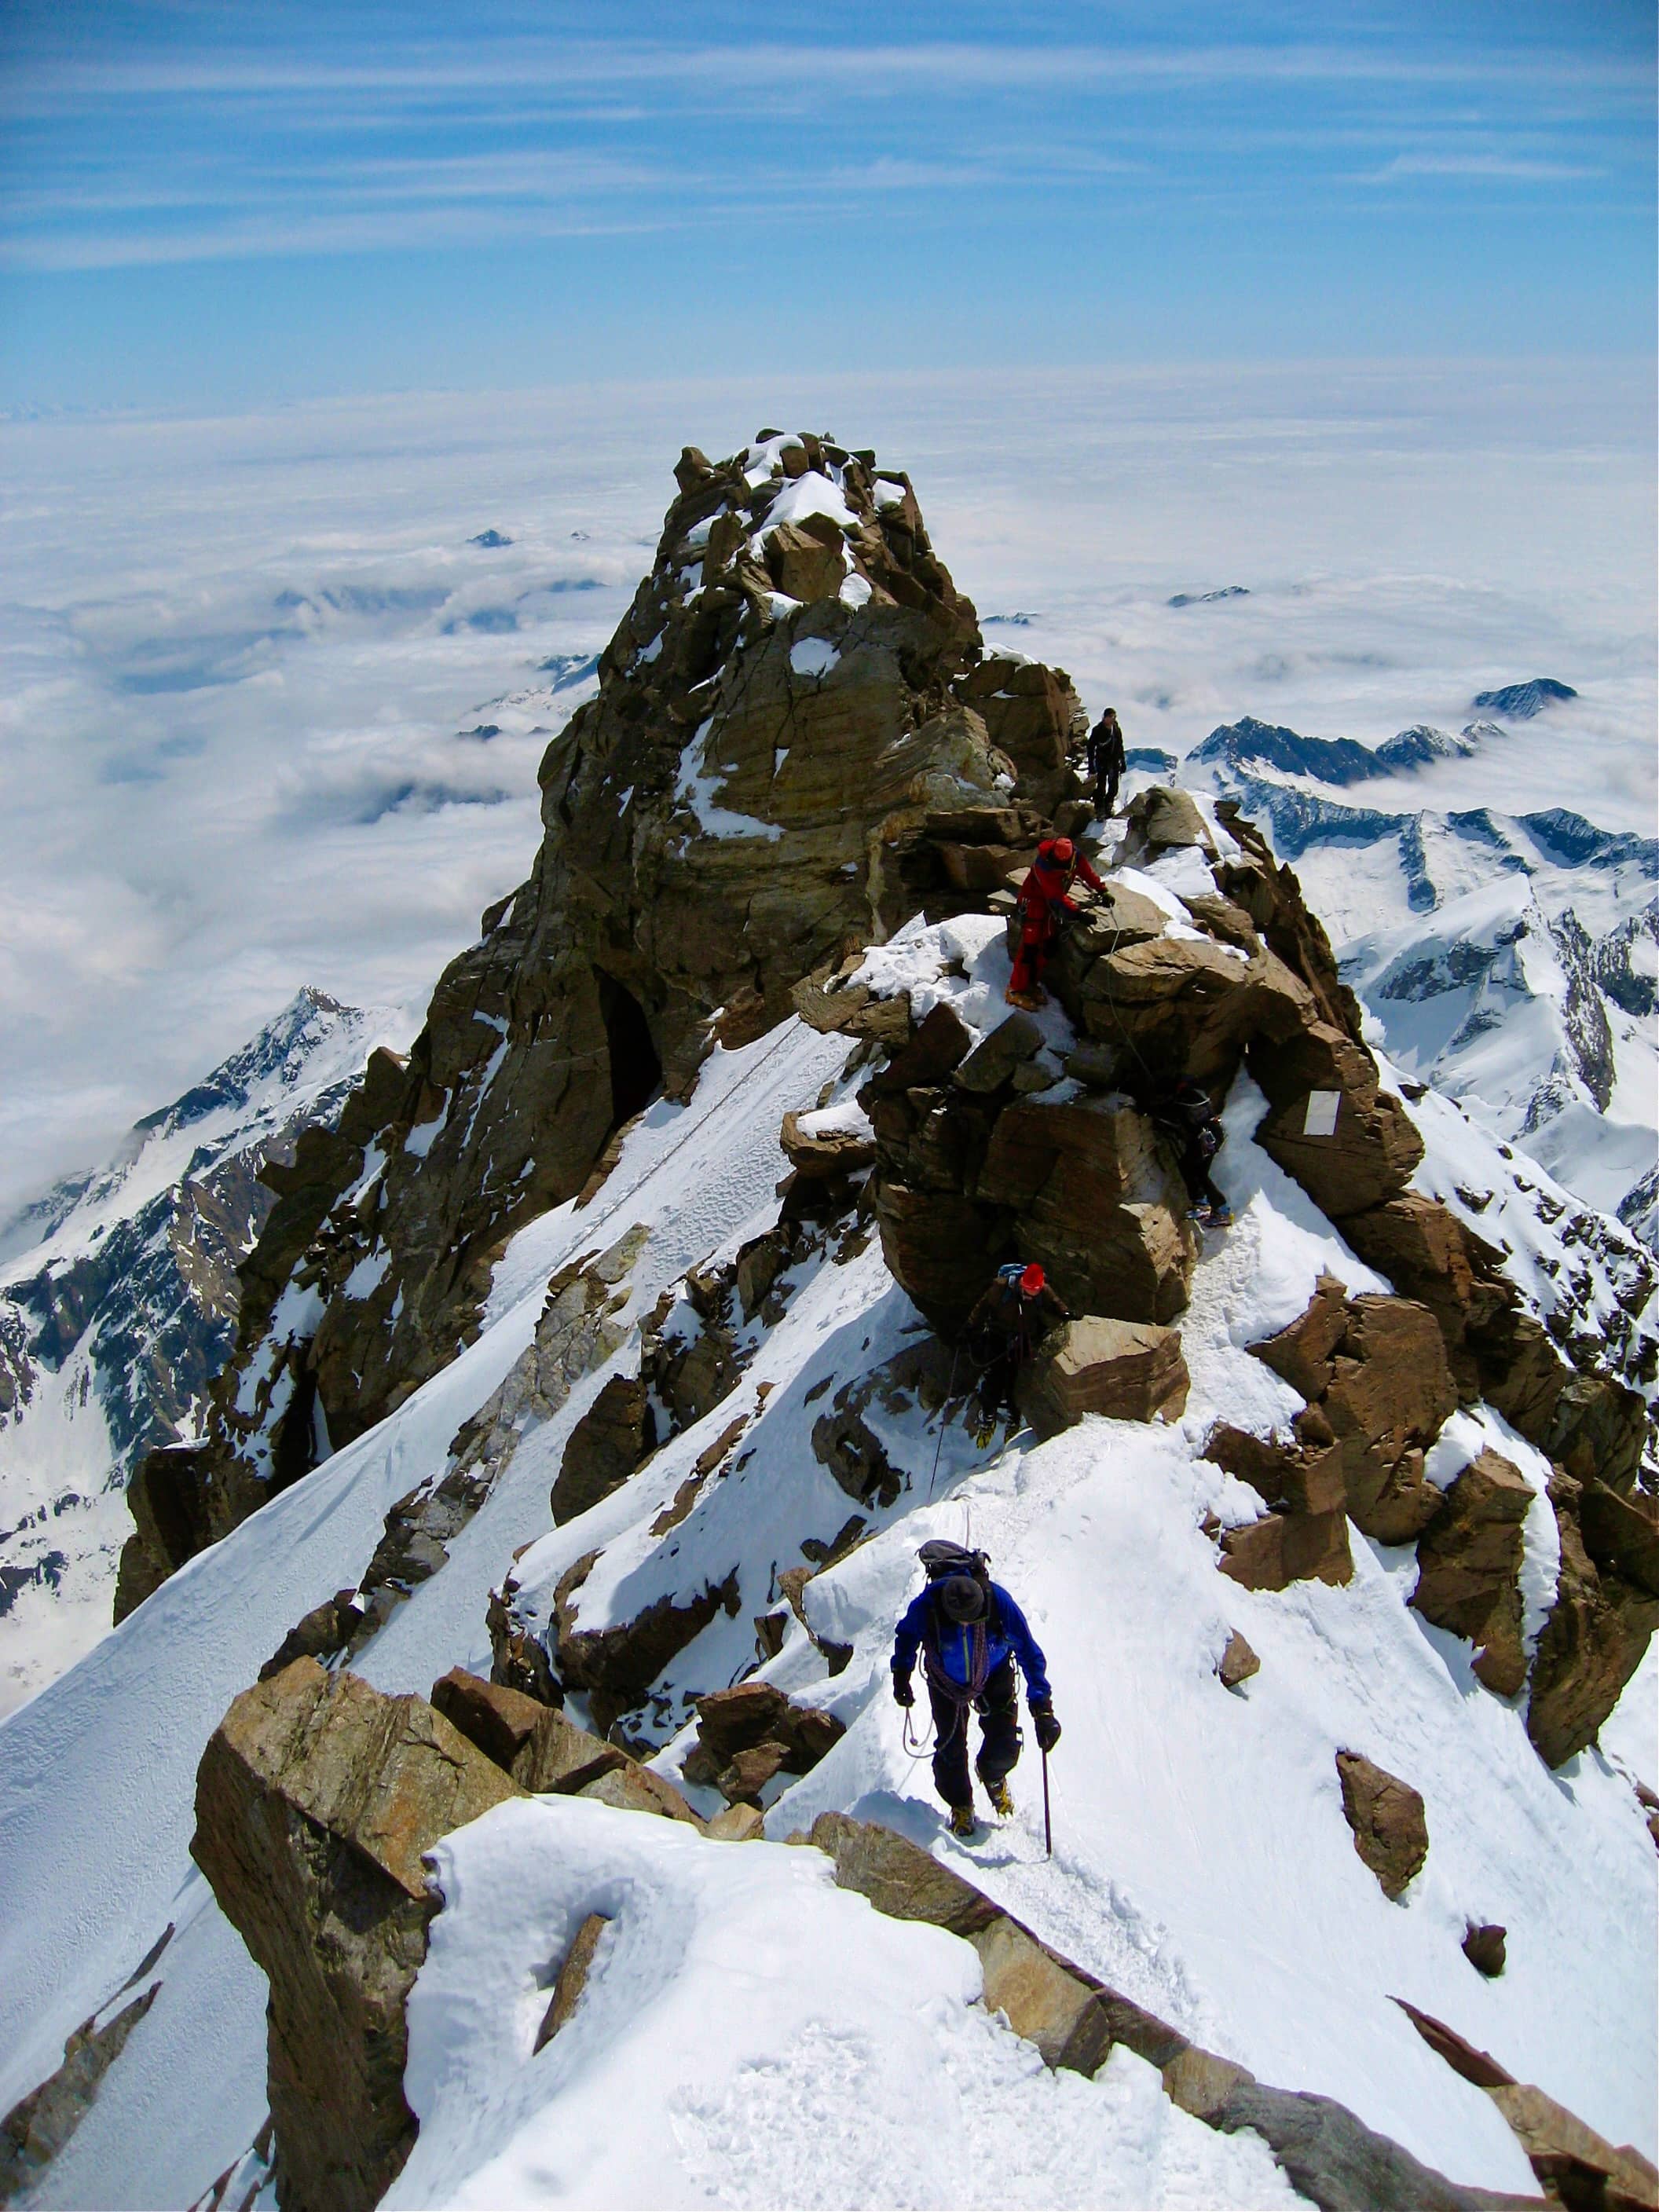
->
xmin=1 ymin=360 xmax=1652 ymax=1219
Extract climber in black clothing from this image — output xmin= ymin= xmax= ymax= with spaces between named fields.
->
xmin=1087 ymin=708 xmax=1126 ymax=817
xmin=1153 ymin=1079 xmax=1232 ymax=1228
xmin=965 ymin=1261 xmax=1070 ymax=1439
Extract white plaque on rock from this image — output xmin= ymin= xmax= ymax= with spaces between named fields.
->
xmin=1303 ymin=1090 xmax=1341 ymax=1137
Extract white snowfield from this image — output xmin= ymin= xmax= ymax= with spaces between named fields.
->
xmin=0 ymin=945 xmax=1654 ymax=2208
xmin=394 ymin=1799 xmax=1301 ymax=2210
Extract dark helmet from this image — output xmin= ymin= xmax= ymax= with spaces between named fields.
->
xmin=937 ymin=1574 xmax=987 ymax=1624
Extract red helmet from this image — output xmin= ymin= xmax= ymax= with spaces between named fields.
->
xmin=1048 ymin=837 xmax=1074 ymax=865
xmin=1020 ymin=1262 xmax=1046 ymax=1295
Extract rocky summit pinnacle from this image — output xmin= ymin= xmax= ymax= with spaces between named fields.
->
xmin=115 ymin=433 xmax=1090 ymax=1613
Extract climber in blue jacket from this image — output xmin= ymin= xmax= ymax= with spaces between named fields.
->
xmin=892 ymin=1542 xmax=1060 ymax=1837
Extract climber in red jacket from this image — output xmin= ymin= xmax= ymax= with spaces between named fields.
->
xmin=1006 ymin=837 xmax=1104 ymax=1009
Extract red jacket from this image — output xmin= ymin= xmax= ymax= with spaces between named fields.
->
xmin=1018 ymin=841 xmax=1104 ymax=932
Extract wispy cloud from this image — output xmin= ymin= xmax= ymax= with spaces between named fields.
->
xmin=1364 ymin=151 xmax=1606 ymax=181
xmin=5 ymin=38 xmax=1652 ymax=108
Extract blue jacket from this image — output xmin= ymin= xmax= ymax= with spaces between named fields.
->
xmin=893 ymin=1581 xmax=1052 ymax=1704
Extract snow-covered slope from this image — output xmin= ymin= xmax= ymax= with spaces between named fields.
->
xmin=1170 ymin=729 xmax=1658 ymax=1251
xmin=0 ymin=989 xmax=412 ymax=1715
xmin=2 ymin=927 xmax=1652 ymax=2207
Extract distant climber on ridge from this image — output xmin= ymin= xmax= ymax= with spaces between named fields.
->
xmin=965 ymin=1260 xmax=1070 ymax=1443
xmin=1153 ymin=1078 xmax=1232 ymax=1229
xmin=1086 ymin=707 xmax=1126 ymax=817
xmin=892 ymin=1539 xmax=1060 ymax=1838
xmin=1006 ymin=835 xmax=1104 ymax=1010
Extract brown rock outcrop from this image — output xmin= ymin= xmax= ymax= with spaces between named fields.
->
xmin=862 ymin=786 xmax=1428 ymax=1341
xmin=1525 ymin=1472 xmax=1659 ymax=1769
xmin=191 ymin=1661 xmax=520 ymax=2212
xmin=1220 ymin=1510 xmax=1354 ymax=1593
xmin=682 ymin=1680 xmax=845 ymax=1804
xmin=135 ymin=437 xmax=1084 ymax=1600
xmin=533 ymin=1914 xmax=610 ymax=2053
xmin=1206 ymin=1420 xmax=1346 ymax=1518
xmin=778 ymin=1107 xmax=877 ymax=1181
xmin=1335 ymin=1750 xmax=1428 ymax=1900
xmin=1251 ymin=1282 xmax=1457 ymax=1544
xmin=1410 ymin=1449 xmax=1534 ymax=1696
xmin=1017 ymin=1317 xmax=1190 ymax=1435
xmin=1393 ymin=1997 xmax=1659 ymax=2210
xmin=1249 ymin=1024 xmax=1424 ymax=1221
xmin=1337 ymin=1188 xmax=1650 ymax=1490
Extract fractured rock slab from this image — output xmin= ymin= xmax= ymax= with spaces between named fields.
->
xmin=1220 ymin=1511 xmax=1353 ymax=1593
xmin=1411 ymin=1449 xmax=1534 ymax=1697
xmin=1017 ymin=1317 xmax=1191 ymax=1437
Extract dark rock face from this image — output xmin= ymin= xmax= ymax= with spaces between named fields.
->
xmin=114 ymin=1043 xmax=412 ymax=1619
xmin=551 ymin=1547 xmax=742 ymax=1737
xmin=1335 ymin=1750 xmax=1429 ymax=1901
xmin=551 ymin=1375 xmax=655 ymax=1524
xmin=191 ymin=1661 xmax=519 ymax=2212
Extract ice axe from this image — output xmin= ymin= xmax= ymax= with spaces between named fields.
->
xmin=1042 ymin=1743 xmax=1053 ymax=1859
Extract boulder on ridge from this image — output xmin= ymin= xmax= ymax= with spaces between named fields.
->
xmin=1335 ymin=1749 xmax=1428 ymax=1900
xmin=191 ymin=1661 xmax=519 ymax=2212
xmin=1017 ymin=1317 xmax=1191 ymax=1436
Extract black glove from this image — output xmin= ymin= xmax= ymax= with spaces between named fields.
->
xmin=1030 ymin=1701 xmax=1061 ymax=1752
xmin=892 ymin=1672 xmax=914 ymax=1708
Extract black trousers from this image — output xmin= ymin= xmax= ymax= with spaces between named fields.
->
xmin=1093 ymin=764 xmax=1121 ymax=815
xmin=928 ymin=1656 xmax=1021 ymax=1808
xmin=1178 ymin=1135 xmax=1226 ymax=1213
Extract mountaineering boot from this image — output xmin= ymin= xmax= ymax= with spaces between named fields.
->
xmin=983 ymin=1777 xmax=1014 ymax=1819
xmin=1004 ymin=987 xmax=1044 ymax=1012
xmin=948 ymin=1804 xmax=980 ymax=1840
xmin=972 ymin=1408 xmax=998 ymax=1448
xmin=1208 ymin=1204 xmax=1233 ymax=1228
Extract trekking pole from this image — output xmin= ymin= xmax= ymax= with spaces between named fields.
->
xmin=1042 ymin=1745 xmax=1053 ymax=1859
xmin=925 ymin=1343 xmax=963 ymax=1501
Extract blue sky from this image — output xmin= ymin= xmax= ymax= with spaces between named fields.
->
xmin=1 ymin=0 xmax=1653 ymax=408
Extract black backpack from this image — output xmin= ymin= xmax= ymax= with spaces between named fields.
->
xmin=917 ymin=1539 xmax=993 ymax=1591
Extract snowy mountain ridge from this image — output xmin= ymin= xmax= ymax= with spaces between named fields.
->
xmin=0 ymin=437 xmax=1653 ymax=2212
xmin=0 ymin=988 xmax=412 ymax=1716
